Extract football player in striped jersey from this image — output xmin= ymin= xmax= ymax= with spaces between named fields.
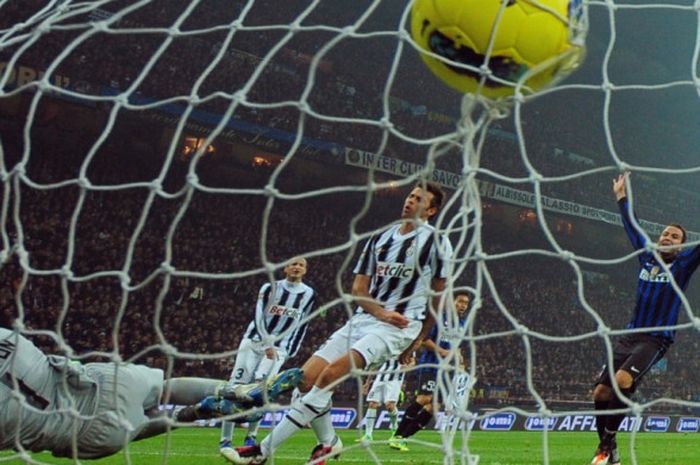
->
xmin=230 ymin=182 xmax=453 ymax=465
xmin=590 ymin=172 xmax=700 ymax=465
xmin=390 ymin=293 xmax=470 ymax=451
xmin=220 ymin=256 xmax=316 ymax=461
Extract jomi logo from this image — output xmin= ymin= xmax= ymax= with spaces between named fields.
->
xmin=260 ymin=410 xmax=288 ymax=427
xmin=525 ymin=416 xmax=557 ymax=431
xmin=480 ymin=412 xmax=516 ymax=431
xmin=677 ymin=417 xmax=700 ymax=433
xmin=644 ymin=416 xmax=670 ymax=432
xmin=329 ymin=408 xmax=357 ymax=429
xmin=260 ymin=408 xmax=356 ymax=429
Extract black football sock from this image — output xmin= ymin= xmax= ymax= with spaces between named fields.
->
xmin=605 ymin=389 xmax=633 ymax=435
xmin=594 ymin=399 xmax=608 ymax=441
xmin=402 ymin=407 xmax=433 ymax=438
xmin=395 ymin=402 xmax=422 ymax=437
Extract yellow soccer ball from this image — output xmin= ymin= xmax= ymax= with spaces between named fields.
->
xmin=410 ymin=0 xmax=586 ymax=99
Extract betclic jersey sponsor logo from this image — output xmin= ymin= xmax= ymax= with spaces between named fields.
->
xmin=479 ymin=412 xmax=516 ymax=431
xmin=267 ymin=305 xmax=301 ymax=319
xmin=376 ymin=262 xmax=415 ymax=279
xmin=644 ymin=416 xmax=671 ymax=432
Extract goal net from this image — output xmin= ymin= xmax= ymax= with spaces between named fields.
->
xmin=2 ymin=0 xmax=700 ymax=464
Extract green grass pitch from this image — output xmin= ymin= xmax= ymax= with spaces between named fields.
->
xmin=2 ymin=429 xmax=699 ymax=464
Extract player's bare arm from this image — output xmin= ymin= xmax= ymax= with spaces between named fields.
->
xmin=422 ymin=338 xmax=449 ymax=358
xmin=351 ymin=274 xmax=409 ymax=329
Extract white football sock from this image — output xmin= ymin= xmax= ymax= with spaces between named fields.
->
xmin=220 ymin=420 xmax=234 ymax=444
xmin=311 ymin=402 xmax=336 ymax=445
xmin=365 ymin=408 xmax=377 ymax=436
xmin=260 ymin=397 xmax=319 ymax=456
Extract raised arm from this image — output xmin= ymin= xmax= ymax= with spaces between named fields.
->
xmin=614 ymin=172 xmax=647 ymax=251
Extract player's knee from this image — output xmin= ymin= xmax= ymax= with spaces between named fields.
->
xmin=593 ymin=383 xmax=612 ymax=402
xmin=368 ymin=401 xmax=380 ymax=409
xmin=615 ymin=370 xmax=634 ymax=390
xmin=386 ymin=402 xmax=396 ymax=411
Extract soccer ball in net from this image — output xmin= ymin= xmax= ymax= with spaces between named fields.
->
xmin=409 ymin=0 xmax=587 ymax=99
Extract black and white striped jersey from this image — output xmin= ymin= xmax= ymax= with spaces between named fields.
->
xmin=243 ymin=279 xmax=316 ymax=358
xmin=354 ymin=223 xmax=453 ymax=320
xmin=374 ymin=358 xmax=406 ymax=384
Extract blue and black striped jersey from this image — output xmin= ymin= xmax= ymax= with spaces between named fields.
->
xmin=418 ymin=311 xmax=466 ymax=365
xmin=619 ymin=198 xmax=700 ymax=342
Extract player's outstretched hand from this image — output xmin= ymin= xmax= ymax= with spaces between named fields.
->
xmin=613 ymin=172 xmax=629 ymax=201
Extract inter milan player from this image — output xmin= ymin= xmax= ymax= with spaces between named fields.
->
xmin=390 ymin=293 xmax=469 ymax=451
xmin=590 ymin=172 xmax=700 ymax=465
xmin=229 ymin=182 xmax=453 ymax=465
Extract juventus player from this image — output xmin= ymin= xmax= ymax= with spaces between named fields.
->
xmin=0 ymin=327 xmax=302 ymax=459
xmin=220 ymin=256 xmax=315 ymax=460
xmin=590 ymin=172 xmax=700 ymax=465
xmin=357 ymin=357 xmax=409 ymax=442
xmin=390 ymin=293 xmax=469 ymax=451
xmin=229 ymin=182 xmax=453 ymax=465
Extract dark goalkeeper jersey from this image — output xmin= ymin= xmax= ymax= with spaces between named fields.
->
xmin=619 ymin=198 xmax=700 ymax=342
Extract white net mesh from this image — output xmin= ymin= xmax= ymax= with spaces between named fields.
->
xmin=2 ymin=0 xmax=700 ymax=464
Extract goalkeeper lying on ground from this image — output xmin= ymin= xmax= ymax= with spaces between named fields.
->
xmin=0 ymin=327 xmax=301 ymax=459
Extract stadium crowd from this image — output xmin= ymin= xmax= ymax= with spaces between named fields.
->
xmin=2 ymin=0 xmax=700 ymax=415
xmin=2 ymin=138 xmax=700 ymax=412
xmin=1 ymin=0 xmax=697 ymax=232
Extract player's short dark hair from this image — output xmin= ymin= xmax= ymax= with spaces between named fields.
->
xmin=416 ymin=181 xmax=446 ymax=213
xmin=668 ymin=223 xmax=687 ymax=243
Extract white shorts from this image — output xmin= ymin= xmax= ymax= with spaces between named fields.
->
xmin=314 ymin=313 xmax=422 ymax=368
xmin=367 ymin=379 xmax=402 ymax=404
xmin=230 ymin=338 xmax=287 ymax=384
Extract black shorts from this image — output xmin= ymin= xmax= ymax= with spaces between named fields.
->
xmin=414 ymin=367 xmax=454 ymax=405
xmin=415 ymin=367 xmax=438 ymax=396
xmin=595 ymin=334 xmax=670 ymax=390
